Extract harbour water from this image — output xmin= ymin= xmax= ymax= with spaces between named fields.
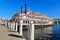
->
xmin=23 ymin=24 xmax=60 ymax=40
xmin=52 ymin=24 xmax=60 ymax=40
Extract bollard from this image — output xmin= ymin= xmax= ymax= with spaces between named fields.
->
xmin=28 ymin=21 xmax=34 ymax=40
xmin=19 ymin=20 xmax=23 ymax=36
xmin=15 ymin=23 xmax=18 ymax=32
xmin=6 ymin=21 xmax=8 ymax=27
xmin=8 ymin=22 xmax=11 ymax=29
xmin=12 ymin=22 xmax=15 ymax=31
xmin=5 ymin=21 xmax=7 ymax=27
xmin=11 ymin=22 xmax=13 ymax=30
xmin=11 ymin=22 xmax=15 ymax=31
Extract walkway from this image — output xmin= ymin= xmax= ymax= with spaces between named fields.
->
xmin=0 ymin=24 xmax=26 ymax=40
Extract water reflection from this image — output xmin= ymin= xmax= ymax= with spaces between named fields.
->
xmin=23 ymin=24 xmax=60 ymax=40
xmin=52 ymin=24 xmax=60 ymax=40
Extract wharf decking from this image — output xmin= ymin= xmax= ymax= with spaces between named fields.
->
xmin=0 ymin=24 xmax=26 ymax=40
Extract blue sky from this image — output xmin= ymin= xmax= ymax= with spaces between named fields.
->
xmin=0 ymin=0 xmax=60 ymax=20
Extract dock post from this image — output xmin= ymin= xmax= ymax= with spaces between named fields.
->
xmin=8 ymin=22 xmax=11 ymax=29
xmin=5 ymin=21 xmax=7 ymax=27
xmin=11 ymin=22 xmax=15 ymax=31
xmin=19 ymin=20 xmax=23 ymax=36
xmin=11 ymin=22 xmax=13 ymax=30
xmin=28 ymin=21 xmax=34 ymax=40
xmin=12 ymin=22 xmax=15 ymax=31
xmin=7 ymin=22 xmax=8 ymax=28
xmin=7 ymin=22 xmax=10 ymax=28
xmin=15 ymin=23 xmax=18 ymax=32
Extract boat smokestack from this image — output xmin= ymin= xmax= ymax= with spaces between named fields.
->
xmin=24 ymin=3 xmax=27 ymax=14
xmin=21 ymin=6 xmax=23 ymax=14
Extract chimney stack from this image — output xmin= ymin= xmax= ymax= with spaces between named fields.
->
xmin=24 ymin=3 xmax=27 ymax=14
xmin=21 ymin=6 xmax=23 ymax=14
